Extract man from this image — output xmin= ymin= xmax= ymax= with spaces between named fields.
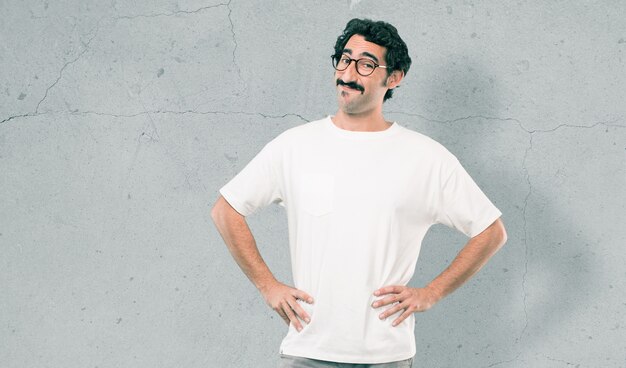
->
xmin=211 ymin=18 xmax=507 ymax=367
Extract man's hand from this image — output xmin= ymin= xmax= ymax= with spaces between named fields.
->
xmin=372 ymin=219 xmax=507 ymax=328
xmin=371 ymin=285 xmax=440 ymax=327
xmin=260 ymin=281 xmax=314 ymax=332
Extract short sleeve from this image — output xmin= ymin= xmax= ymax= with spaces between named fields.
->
xmin=218 ymin=138 xmax=284 ymax=217
xmin=434 ymin=159 xmax=502 ymax=238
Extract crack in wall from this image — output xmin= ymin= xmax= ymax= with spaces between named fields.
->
xmin=545 ymin=355 xmax=580 ymax=367
xmin=525 ymin=120 xmax=626 ymax=133
xmin=225 ymin=0 xmax=242 ymax=83
xmin=34 ymin=20 xmax=102 ymax=114
xmin=66 ymin=109 xmax=310 ymax=122
xmin=387 ymin=111 xmax=626 ymax=132
xmin=518 ymin=132 xmax=533 ymax=349
xmin=114 ymin=2 xmax=230 ymax=19
xmin=387 ymin=111 xmax=523 ymax=127
xmin=514 ymin=117 xmax=625 ymax=361
xmin=1 ymin=110 xmax=309 ymax=125
xmin=0 ymin=113 xmax=38 ymax=124
xmin=485 ymin=357 xmax=519 ymax=367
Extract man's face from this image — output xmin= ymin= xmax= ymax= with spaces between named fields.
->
xmin=334 ymin=34 xmax=391 ymax=115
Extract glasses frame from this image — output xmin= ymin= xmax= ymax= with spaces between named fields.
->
xmin=331 ymin=54 xmax=388 ymax=76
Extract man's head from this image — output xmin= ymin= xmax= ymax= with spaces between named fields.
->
xmin=333 ymin=18 xmax=412 ymax=104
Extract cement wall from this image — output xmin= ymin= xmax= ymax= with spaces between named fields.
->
xmin=1 ymin=1 xmax=625 ymax=367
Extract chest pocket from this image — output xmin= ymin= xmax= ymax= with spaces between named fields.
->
xmin=299 ymin=172 xmax=335 ymax=216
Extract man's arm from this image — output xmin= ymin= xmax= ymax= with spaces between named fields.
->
xmin=372 ymin=217 xmax=507 ymax=326
xmin=210 ymin=195 xmax=314 ymax=331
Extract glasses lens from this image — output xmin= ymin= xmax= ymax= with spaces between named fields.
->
xmin=356 ymin=59 xmax=376 ymax=76
xmin=333 ymin=56 xmax=349 ymax=71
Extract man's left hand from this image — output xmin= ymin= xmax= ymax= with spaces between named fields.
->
xmin=371 ymin=285 xmax=440 ymax=327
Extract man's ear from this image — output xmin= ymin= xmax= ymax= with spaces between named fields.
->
xmin=386 ymin=70 xmax=404 ymax=89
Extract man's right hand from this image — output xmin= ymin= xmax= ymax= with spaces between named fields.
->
xmin=260 ymin=281 xmax=314 ymax=332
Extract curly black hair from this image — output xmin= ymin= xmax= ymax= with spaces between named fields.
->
xmin=333 ymin=18 xmax=412 ymax=102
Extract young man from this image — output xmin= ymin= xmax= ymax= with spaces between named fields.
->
xmin=211 ymin=18 xmax=507 ymax=367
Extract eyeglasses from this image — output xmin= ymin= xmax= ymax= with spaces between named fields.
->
xmin=331 ymin=55 xmax=388 ymax=76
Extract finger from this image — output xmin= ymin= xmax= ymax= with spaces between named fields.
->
xmin=281 ymin=300 xmax=303 ymax=332
xmin=372 ymin=293 xmax=403 ymax=308
xmin=374 ymin=285 xmax=402 ymax=296
xmin=378 ymin=301 xmax=406 ymax=320
xmin=286 ymin=297 xmax=311 ymax=324
xmin=276 ymin=307 xmax=290 ymax=325
xmin=294 ymin=289 xmax=314 ymax=304
xmin=392 ymin=307 xmax=414 ymax=327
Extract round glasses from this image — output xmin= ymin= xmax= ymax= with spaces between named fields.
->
xmin=331 ymin=55 xmax=388 ymax=76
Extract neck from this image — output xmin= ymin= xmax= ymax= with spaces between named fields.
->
xmin=332 ymin=107 xmax=391 ymax=132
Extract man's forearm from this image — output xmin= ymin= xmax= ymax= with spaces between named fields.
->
xmin=211 ymin=197 xmax=315 ymax=329
xmin=425 ymin=218 xmax=507 ymax=302
xmin=211 ymin=199 xmax=278 ymax=293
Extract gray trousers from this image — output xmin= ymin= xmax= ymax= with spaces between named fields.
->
xmin=279 ymin=353 xmax=414 ymax=368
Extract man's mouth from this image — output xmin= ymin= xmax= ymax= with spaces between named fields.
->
xmin=339 ymin=85 xmax=358 ymax=93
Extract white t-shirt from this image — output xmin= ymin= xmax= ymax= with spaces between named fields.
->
xmin=218 ymin=115 xmax=502 ymax=364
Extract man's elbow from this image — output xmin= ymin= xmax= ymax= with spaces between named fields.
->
xmin=211 ymin=195 xmax=243 ymax=224
xmin=492 ymin=218 xmax=507 ymax=249
xmin=210 ymin=196 xmax=227 ymax=224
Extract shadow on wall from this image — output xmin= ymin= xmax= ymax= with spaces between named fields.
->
xmin=406 ymin=55 xmax=604 ymax=364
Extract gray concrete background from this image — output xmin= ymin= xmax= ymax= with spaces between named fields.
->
xmin=1 ymin=1 xmax=625 ymax=367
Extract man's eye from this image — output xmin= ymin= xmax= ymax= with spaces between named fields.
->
xmin=340 ymin=57 xmax=351 ymax=64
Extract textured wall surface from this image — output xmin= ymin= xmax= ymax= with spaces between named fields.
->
xmin=1 ymin=1 xmax=625 ymax=367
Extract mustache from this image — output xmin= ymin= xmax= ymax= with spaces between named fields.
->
xmin=336 ymin=79 xmax=364 ymax=93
